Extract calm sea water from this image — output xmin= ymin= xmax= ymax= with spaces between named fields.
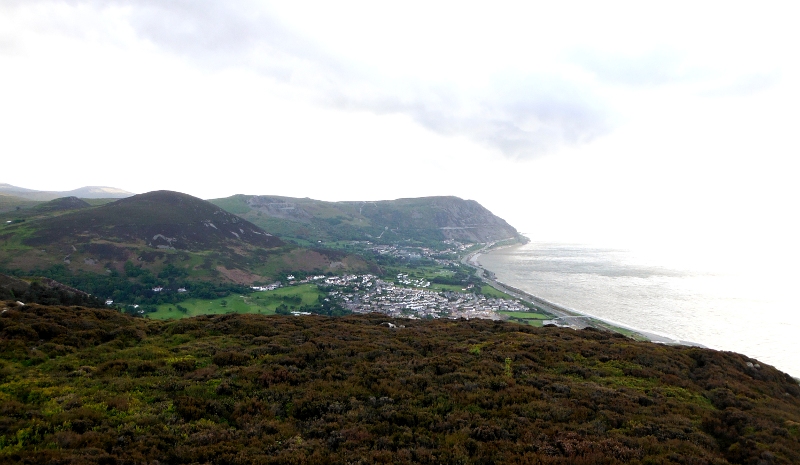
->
xmin=479 ymin=242 xmax=799 ymax=378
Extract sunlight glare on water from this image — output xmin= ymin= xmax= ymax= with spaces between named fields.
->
xmin=479 ymin=241 xmax=800 ymax=378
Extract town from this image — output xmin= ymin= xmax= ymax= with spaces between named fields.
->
xmin=329 ymin=238 xmax=474 ymax=266
xmin=306 ymin=273 xmax=529 ymax=320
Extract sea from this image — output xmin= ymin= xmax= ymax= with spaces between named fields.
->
xmin=478 ymin=242 xmax=800 ymax=379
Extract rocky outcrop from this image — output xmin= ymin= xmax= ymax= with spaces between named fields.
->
xmin=353 ymin=196 xmax=523 ymax=243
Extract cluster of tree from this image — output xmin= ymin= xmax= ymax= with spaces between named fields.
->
xmin=2 ymin=264 xmax=251 ymax=308
xmin=0 ymin=275 xmax=105 ymax=308
xmin=274 ymin=303 xmax=292 ymax=315
xmin=1 ymin=303 xmax=799 ymax=464
xmin=275 ymin=295 xmax=349 ymax=317
xmin=280 ymin=295 xmax=302 ymax=305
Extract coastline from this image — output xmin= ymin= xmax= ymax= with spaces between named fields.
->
xmin=464 ymin=242 xmax=705 ymax=347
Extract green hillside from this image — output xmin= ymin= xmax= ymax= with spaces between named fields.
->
xmin=210 ymin=195 xmax=526 ymax=247
xmin=0 ymin=194 xmax=40 ymax=214
xmin=0 ymin=196 xmax=103 ymax=222
xmin=1 ymin=302 xmax=799 ymax=464
xmin=0 ymin=191 xmax=373 ymax=306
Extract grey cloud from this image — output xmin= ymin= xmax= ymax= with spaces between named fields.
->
xmin=317 ymin=74 xmax=611 ymax=159
xmin=24 ymin=0 xmax=613 ymax=159
xmin=410 ymin=85 xmax=610 ymax=159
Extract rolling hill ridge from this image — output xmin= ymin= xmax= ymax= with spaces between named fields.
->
xmin=0 ymin=191 xmax=372 ymax=288
xmin=0 ymin=183 xmax=134 ymax=201
xmin=22 ymin=190 xmax=283 ymax=251
xmin=211 ymin=194 xmax=526 ymax=246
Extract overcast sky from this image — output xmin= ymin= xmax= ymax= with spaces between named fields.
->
xmin=2 ymin=0 xmax=799 ymax=270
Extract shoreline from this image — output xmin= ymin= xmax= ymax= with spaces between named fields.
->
xmin=463 ymin=242 xmax=705 ymax=347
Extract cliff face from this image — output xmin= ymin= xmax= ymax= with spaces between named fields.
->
xmin=348 ymin=196 xmax=522 ymax=243
xmin=212 ymin=194 xmax=525 ymax=244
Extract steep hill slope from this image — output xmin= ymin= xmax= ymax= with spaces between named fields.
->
xmin=211 ymin=194 xmax=526 ymax=246
xmin=21 ymin=190 xmax=282 ymax=251
xmin=1 ymin=303 xmax=799 ymax=464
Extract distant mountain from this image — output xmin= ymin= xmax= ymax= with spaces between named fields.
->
xmin=63 ymin=186 xmax=134 ymax=198
xmin=0 ymin=193 xmax=40 ymax=213
xmin=211 ymin=195 xmax=526 ymax=246
xmin=0 ymin=190 xmax=372 ymax=285
xmin=0 ymin=183 xmax=134 ymax=201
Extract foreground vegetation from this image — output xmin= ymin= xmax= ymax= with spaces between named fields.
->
xmin=1 ymin=302 xmax=799 ymax=464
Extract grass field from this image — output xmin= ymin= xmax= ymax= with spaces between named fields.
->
xmin=500 ymin=310 xmax=549 ymax=327
xmin=500 ymin=311 xmax=550 ymax=319
xmin=429 ymin=283 xmax=468 ymax=293
xmin=150 ymin=284 xmax=324 ymax=319
xmin=478 ymin=285 xmax=514 ymax=299
xmin=385 ymin=265 xmax=456 ymax=280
